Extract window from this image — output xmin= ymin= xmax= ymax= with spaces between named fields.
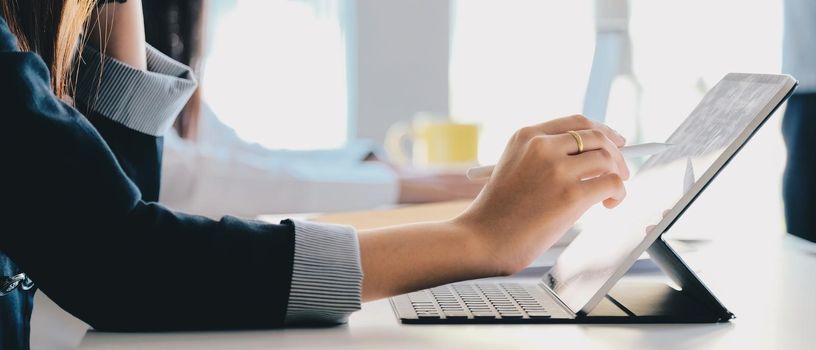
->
xmin=627 ymin=0 xmax=783 ymax=143
xmin=203 ymin=0 xmax=348 ymax=150
xmin=449 ymin=0 xmax=596 ymax=163
xmin=451 ymin=0 xmax=786 ymax=236
xmin=626 ymin=0 xmax=786 ymax=237
xmin=450 ymin=0 xmax=783 ymax=164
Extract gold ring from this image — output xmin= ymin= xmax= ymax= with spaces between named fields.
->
xmin=567 ymin=130 xmax=584 ymax=154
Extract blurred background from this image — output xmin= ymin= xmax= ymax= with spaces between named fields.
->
xmin=196 ymin=0 xmax=788 ymax=233
xmin=202 ymin=0 xmax=781 ymax=157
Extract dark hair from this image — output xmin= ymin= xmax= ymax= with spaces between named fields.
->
xmin=142 ymin=0 xmax=206 ymax=139
xmin=1 ymin=0 xmax=95 ymax=99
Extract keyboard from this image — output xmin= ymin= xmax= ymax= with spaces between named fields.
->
xmin=391 ymin=282 xmax=570 ymax=323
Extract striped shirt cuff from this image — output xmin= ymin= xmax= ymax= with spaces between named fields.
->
xmin=74 ymin=44 xmax=198 ymax=136
xmin=285 ymin=220 xmax=363 ymax=325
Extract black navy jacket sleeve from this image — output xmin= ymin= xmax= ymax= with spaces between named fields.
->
xmin=0 ymin=16 xmax=296 ymax=331
xmin=70 ymin=43 xmax=364 ymax=325
xmin=73 ymin=43 xmax=200 ymax=202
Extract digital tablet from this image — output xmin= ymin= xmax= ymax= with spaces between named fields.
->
xmin=544 ymin=73 xmax=798 ymax=315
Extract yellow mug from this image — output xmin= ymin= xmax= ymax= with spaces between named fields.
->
xmin=386 ymin=115 xmax=479 ymax=168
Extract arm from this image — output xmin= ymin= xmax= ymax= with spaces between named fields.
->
xmin=74 ymin=43 xmax=197 ymax=201
xmin=0 ymin=24 xmax=295 ymax=332
xmin=75 ymin=2 xmax=368 ymax=326
xmin=165 ymin=107 xmax=479 ymax=214
xmin=161 ymin=136 xmax=400 ymax=216
xmin=76 ymin=0 xmax=197 ymax=201
xmin=359 ymin=118 xmax=630 ymax=300
xmin=87 ymin=0 xmax=147 ymax=70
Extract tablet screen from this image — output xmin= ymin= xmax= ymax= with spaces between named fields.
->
xmin=544 ymin=73 xmax=796 ymax=314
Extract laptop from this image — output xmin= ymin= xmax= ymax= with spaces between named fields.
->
xmin=390 ymin=73 xmax=798 ymax=324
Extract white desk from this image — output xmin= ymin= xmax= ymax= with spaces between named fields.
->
xmin=75 ymin=130 xmax=816 ymax=349
xmin=76 ymin=233 xmax=816 ymax=350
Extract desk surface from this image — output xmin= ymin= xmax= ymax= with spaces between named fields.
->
xmin=79 ymin=204 xmax=816 ymax=349
xmin=80 ymin=236 xmax=815 ymax=349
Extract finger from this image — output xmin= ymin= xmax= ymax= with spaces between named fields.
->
xmin=552 ymin=129 xmax=610 ymax=154
xmin=552 ymin=130 xmax=630 ymax=180
xmin=530 ymin=115 xmax=626 ymax=147
xmin=580 ymin=173 xmax=627 ymax=209
xmin=595 ymin=123 xmax=626 ymax=147
xmin=566 ymin=149 xmax=620 ymax=180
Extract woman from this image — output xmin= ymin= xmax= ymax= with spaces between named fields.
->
xmin=0 ymin=1 xmax=628 ymax=349
xmin=143 ymin=0 xmax=484 ymax=218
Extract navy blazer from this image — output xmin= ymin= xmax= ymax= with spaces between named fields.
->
xmin=0 ymin=14 xmax=297 ymax=348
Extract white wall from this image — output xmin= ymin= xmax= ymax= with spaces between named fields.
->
xmin=347 ymin=0 xmax=451 ymax=143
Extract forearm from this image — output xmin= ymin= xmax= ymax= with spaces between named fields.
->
xmin=358 ymin=220 xmax=501 ymax=302
xmin=87 ymin=0 xmax=147 ymax=70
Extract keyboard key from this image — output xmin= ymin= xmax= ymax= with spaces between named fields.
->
xmin=417 ymin=314 xmax=442 ymax=319
xmin=495 ymin=308 xmax=519 ymax=312
xmin=523 ymin=309 xmax=547 ymax=314
xmin=466 ymin=301 xmax=488 ymax=305
xmin=494 ymin=304 xmax=517 ymax=308
xmin=522 ymin=306 xmax=546 ymax=311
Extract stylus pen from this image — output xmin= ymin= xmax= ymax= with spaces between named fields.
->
xmin=466 ymin=142 xmax=673 ymax=181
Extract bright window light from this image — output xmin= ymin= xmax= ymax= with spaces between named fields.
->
xmin=628 ymin=0 xmax=783 ymax=143
xmin=627 ymin=0 xmax=786 ymax=238
xmin=450 ymin=0 xmax=596 ymax=164
xmin=203 ymin=0 xmax=348 ymax=150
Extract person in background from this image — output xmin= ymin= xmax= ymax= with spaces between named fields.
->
xmin=782 ymin=0 xmax=816 ymax=243
xmin=142 ymin=0 xmax=484 ymax=218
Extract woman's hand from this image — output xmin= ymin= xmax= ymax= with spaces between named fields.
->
xmin=359 ymin=115 xmax=629 ymax=301
xmin=87 ymin=0 xmax=147 ymax=70
xmin=456 ymin=115 xmax=629 ymax=275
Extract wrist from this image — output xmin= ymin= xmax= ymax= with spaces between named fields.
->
xmin=398 ymin=176 xmax=438 ymax=204
xmin=447 ymin=217 xmax=518 ymax=278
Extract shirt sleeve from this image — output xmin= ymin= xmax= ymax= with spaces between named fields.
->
xmin=160 ymin=129 xmax=400 ymax=217
xmin=73 ymin=44 xmax=198 ymax=136
xmin=285 ymin=220 xmax=363 ymax=325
